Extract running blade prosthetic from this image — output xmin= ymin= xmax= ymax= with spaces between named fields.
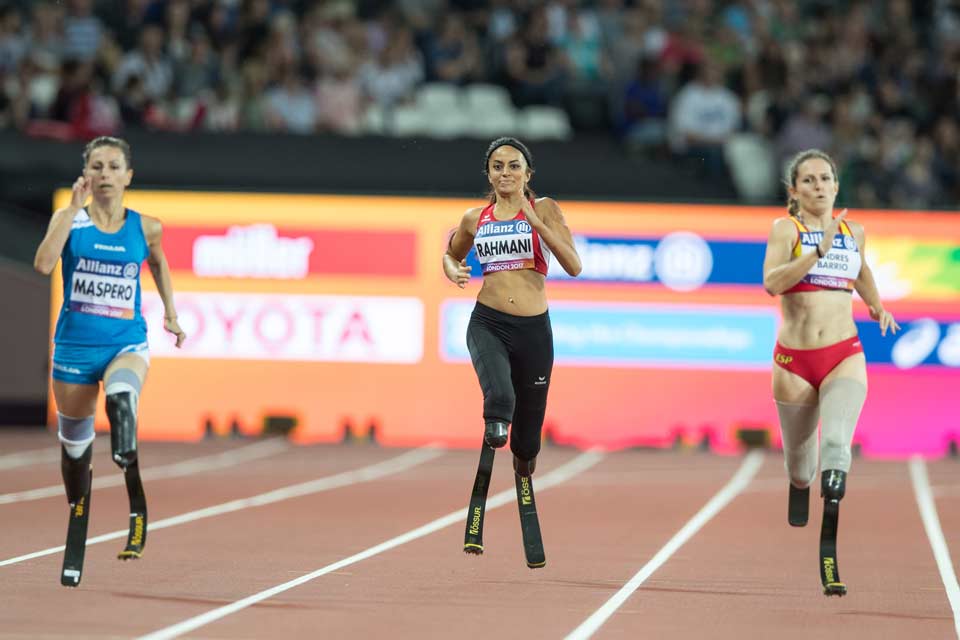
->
xmin=61 ymin=481 xmax=92 ymax=587
xmin=819 ymin=499 xmax=846 ymax=596
xmin=118 ymin=459 xmax=147 ymax=560
xmin=464 ymin=443 xmax=495 ymax=554
xmin=515 ymin=473 xmax=545 ymax=568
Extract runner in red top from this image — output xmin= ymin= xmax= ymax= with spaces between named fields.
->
xmin=762 ymin=148 xmax=900 ymax=596
xmin=443 ymin=137 xmax=581 ymax=567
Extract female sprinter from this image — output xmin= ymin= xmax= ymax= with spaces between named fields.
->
xmin=34 ymin=136 xmax=186 ymax=586
xmin=443 ymin=136 xmax=581 ymax=568
xmin=762 ymin=149 xmax=899 ymax=596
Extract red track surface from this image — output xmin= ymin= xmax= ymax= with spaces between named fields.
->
xmin=0 ymin=428 xmax=956 ymax=639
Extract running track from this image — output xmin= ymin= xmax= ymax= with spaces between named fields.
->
xmin=0 ymin=428 xmax=957 ymax=639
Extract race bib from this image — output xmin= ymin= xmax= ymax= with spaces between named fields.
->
xmin=475 ymin=219 xmax=535 ymax=273
xmin=69 ymin=257 xmax=139 ymax=319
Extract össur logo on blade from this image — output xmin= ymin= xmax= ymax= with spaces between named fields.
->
xmin=70 ymin=257 xmax=138 ymax=319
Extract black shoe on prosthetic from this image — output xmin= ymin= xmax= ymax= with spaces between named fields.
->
xmin=484 ymin=421 xmax=508 ymax=449
xmin=819 ymin=469 xmax=847 ymax=597
xmin=464 ymin=442 xmax=496 ymax=555
xmin=60 ymin=444 xmax=93 ymax=587
xmin=788 ymin=484 xmax=809 ymax=527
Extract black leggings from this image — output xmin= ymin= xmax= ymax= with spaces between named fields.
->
xmin=466 ymin=302 xmax=554 ymax=461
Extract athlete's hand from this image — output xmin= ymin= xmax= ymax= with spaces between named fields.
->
xmin=817 ymin=209 xmax=848 ymax=257
xmin=164 ymin=316 xmax=187 ymax=347
xmin=520 ymin=198 xmax=543 ymax=229
xmin=869 ymin=305 xmax=900 ymax=337
xmin=69 ymin=176 xmax=91 ymax=211
xmin=445 ymin=256 xmax=471 ymax=288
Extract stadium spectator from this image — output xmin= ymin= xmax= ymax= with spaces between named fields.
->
xmin=0 ymin=0 xmax=954 ymax=208
xmin=668 ymin=61 xmax=741 ymax=177
xmin=112 ymin=23 xmax=173 ymax=101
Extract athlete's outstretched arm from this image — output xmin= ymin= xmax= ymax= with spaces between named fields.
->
xmin=142 ymin=216 xmax=186 ymax=347
xmin=443 ymin=207 xmax=481 ymax=288
xmin=850 ymin=222 xmax=900 ymax=336
xmin=524 ymin=198 xmax=581 ymax=277
xmin=34 ymin=177 xmax=90 ymax=275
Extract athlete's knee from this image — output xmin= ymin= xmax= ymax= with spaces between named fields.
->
xmin=58 ymin=413 xmax=95 ymax=459
xmin=821 ymin=469 xmax=846 ymax=501
xmin=513 ymin=453 xmax=537 ymax=477
xmin=105 ymin=368 xmax=142 ymax=469
xmin=484 ymin=421 xmax=509 ymax=448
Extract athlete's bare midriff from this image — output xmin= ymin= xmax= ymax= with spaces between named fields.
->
xmin=477 ymin=269 xmax=547 ymax=316
xmin=779 ymin=290 xmax=858 ymax=349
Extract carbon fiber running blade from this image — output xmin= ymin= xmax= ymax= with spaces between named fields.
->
xmin=464 ymin=443 xmax=496 ymax=554
xmin=119 ymin=461 xmax=147 ymax=560
xmin=516 ymin=473 xmax=545 ymax=568
xmin=61 ymin=487 xmax=91 ymax=587
xmin=819 ymin=499 xmax=846 ymax=596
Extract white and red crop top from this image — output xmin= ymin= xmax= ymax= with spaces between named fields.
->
xmin=784 ymin=216 xmax=862 ymax=294
xmin=473 ymin=203 xmax=551 ymax=276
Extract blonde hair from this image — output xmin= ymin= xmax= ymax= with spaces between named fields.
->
xmin=784 ymin=149 xmax=837 ymax=217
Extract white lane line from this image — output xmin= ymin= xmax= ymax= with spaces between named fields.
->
xmin=0 ymin=439 xmax=291 ymax=505
xmin=136 ymin=449 xmax=605 ymax=640
xmin=909 ymin=457 xmax=960 ymax=639
xmin=564 ymin=450 xmax=765 ymax=640
xmin=0 ymin=448 xmax=59 ymax=471
xmin=0 ymin=446 xmax=444 ymax=568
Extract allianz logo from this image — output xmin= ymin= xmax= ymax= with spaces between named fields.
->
xmin=891 ymin=319 xmax=960 ymax=368
xmin=550 ymin=232 xmax=713 ymax=291
xmin=548 ymin=236 xmax=655 ymax=281
xmin=193 ymin=224 xmax=314 ymax=279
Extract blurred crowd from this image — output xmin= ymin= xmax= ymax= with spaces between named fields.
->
xmin=0 ymin=0 xmax=958 ymax=209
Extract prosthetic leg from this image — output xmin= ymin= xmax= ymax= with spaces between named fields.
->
xmin=776 ymin=402 xmax=819 ymax=528
xmin=60 ymin=442 xmax=93 ymax=586
xmin=513 ymin=455 xmax=544 ymax=569
xmin=463 ymin=421 xmax=508 ymax=554
xmin=819 ymin=469 xmax=847 ymax=596
xmin=817 ymin=378 xmax=864 ymax=596
xmin=107 ymin=391 xmax=147 ymax=560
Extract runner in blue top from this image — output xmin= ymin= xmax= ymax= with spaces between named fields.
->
xmin=33 ymin=136 xmax=185 ymax=586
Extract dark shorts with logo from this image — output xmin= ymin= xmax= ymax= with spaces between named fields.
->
xmin=466 ymin=302 xmax=553 ymax=460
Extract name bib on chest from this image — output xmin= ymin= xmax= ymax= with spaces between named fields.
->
xmin=475 ymin=219 xmax=536 ymax=273
xmin=70 ymin=257 xmax=140 ymax=319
